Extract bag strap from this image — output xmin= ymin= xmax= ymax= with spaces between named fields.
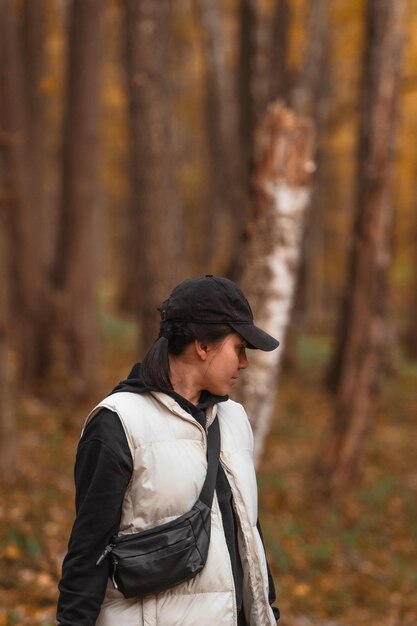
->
xmin=198 ymin=416 xmax=220 ymax=508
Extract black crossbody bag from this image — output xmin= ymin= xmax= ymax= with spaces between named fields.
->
xmin=96 ymin=416 xmax=220 ymax=598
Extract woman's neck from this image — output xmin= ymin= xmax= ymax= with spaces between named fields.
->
xmin=168 ymin=354 xmax=202 ymax=405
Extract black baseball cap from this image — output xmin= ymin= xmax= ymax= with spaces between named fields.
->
xmin=159 ymin=275 xmax=279 ymax=351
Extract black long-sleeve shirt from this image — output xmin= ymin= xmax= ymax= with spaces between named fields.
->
xmin=57 ymin=386 xmax=279 ymax=625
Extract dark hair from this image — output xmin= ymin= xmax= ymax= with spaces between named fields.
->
xmin=141 ymin=321 xmax=232 ymax=391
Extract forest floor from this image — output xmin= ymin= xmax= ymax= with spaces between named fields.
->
xmin=0 ymin=332 xmax=416 ymax=626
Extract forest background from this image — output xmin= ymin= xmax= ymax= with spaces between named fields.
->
xmin=0 ymin=0 xmax=416 ymax=625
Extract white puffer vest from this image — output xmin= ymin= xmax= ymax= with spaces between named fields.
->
xmin=84 ymin=391 xmax=276 ymax=626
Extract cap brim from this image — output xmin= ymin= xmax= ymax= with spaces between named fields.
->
xmin=229 ymin=323 xmax=279 ymax=352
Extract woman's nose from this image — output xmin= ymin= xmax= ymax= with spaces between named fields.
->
xmin=239 ymin=349 xmax=248 ymax=369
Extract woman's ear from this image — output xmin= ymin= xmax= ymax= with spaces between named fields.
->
xmin=194 ymin=339 xmax=210 ymax=361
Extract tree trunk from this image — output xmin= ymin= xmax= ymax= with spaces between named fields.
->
xmin=316 ymin=0 xmax=406 ymax=494
xmin=0 ymin=215 xmax=15 ymax=478
xmin=291 ymin=0 xmax=330 ymax=119
xmin=0 ymin=0 xmax=17 ymax=475
xmin=284 ymin=0 xmax=331 ymax=365
xmin=51 ymin=0 xmax=103 ymax=393
xmin=21 ymin=0 xmax=47 ymax=236
xmin=238 ymin=0 xmax=259 ymax=201
xmin=196 ymin=0 xmax=245 ymax=276
xmin=405 ymin=206 xmax=417 ymax=360
xmin=0 ymin=0 xmax=52 ymax=390
xmin=269 ymin=0 xmax=290 ymax=102
xmin=234 ymin=103 xmax=315 ymax=464
xmin=21 ymin=0 xmax=53 ymax=384
xmin=122 ymin=0 xmax=187 ymax=354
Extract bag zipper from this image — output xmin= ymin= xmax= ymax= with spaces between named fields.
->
xmin=96 ymin=544 xmax=119 ymax=590
xmin=111 ymin=561 xmax=119 ymax=589
xmin=96 ymin=543 xmax=115 ymax=566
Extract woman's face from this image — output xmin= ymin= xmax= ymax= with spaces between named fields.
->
xmin=201 ymin=332 xmax=249 ymax=396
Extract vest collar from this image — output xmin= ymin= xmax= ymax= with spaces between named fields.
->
xmin=149 ymin=391 xmax=219 ymax=430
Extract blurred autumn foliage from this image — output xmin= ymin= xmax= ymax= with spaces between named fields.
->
xmin=1 ymin=0 xmax=417 ymax=624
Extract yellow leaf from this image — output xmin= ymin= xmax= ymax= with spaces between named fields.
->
xmin=36 ymin=572 xmax=54 ymax=588
xmin=292 ymin=583 xmax=311 ymax=597
xmin=3 ymin=544 xmax=21 ymax=559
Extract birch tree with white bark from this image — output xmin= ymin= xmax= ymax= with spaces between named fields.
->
xmin=234 ymin=103 xmax=315 ymax=464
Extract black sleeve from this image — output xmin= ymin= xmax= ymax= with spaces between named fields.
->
xmin=256 ymin=519 xmax=280 ymax=622
xmin=56 ymin=409 xmax=133 ymax=626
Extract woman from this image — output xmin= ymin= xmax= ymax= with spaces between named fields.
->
xmin=57 ymin=275 xmax=280 ymax=625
